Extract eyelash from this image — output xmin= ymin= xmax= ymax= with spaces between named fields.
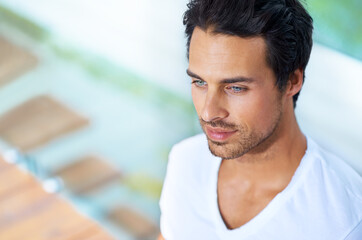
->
xmin=192 ymin=79 xmax=247 ymax=94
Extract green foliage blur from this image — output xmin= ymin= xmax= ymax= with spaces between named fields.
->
xmin=307 ymin=0 xmax=362 ymax=60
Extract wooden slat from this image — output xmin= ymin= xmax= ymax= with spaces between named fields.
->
xmin=62 ymin=224 xmax=115 ymax=240
xmin=0 ymin=156 xmax=114 ymax=240
xmin=54 ymin=155 xmax=121 ymax=194
xmin=0 ymin=156 xmax=12 ymax=172
xmin=107 ymin=206 xmax=158 ymax=239
xmin=0 ymin=95 xmax=89 ymax=152
xmin=0 ymin=198 xmax=92 ymax=240
xmin=0 ymin=183 xmax=56 ymax=229
xmin=0 ymin=164 xmax=34 ymax=200
xmin=0 ymin=36 xmax=37 ymax=87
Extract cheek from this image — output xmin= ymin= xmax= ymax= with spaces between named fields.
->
xmin=229 ymin=90 xmax=277 ymax=128
xmin=191 ymin=88 xmax=204 ymax=114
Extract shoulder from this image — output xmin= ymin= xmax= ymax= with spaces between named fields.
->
xmin=159 ymin=134 xmax=218 ymax=238
xmin=307 ymin=137 xmax=362 ymax=199
xmin=169 ymin=133 xmax=209 ymax=162
xmin=166 ymin=133 xmax=216 ymax=182
xmin=161 ymin=133 xmax=211 ymax=185
xmin=170 ymin=133 xmax=208 ymax=157
xmin=303 ymin=137 xmax=362 ymax=234
xmin=275 ymin=137 xmax=362 ymax=239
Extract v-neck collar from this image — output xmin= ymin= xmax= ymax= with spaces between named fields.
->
xmin=210 ymin=136 xmax=314 ymax=239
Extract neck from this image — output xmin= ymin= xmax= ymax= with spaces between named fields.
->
xmin=221 ymin=109 xmax=307 ymax=190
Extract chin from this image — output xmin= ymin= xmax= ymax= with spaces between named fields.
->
xmin=207 ymin=138 xmax=251 ymax=160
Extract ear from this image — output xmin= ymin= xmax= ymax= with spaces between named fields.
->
xmin=285 ymin=68 xmax=304 ymax=98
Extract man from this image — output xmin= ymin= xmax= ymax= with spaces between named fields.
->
xmin=158 ymin=0 xmax=362 ymax=239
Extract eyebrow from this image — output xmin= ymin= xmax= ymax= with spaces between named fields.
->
xmin=186 ymin=69 xmax=255 ymax=84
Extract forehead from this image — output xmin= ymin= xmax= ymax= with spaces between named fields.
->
xmin=189 ymin=27 xmax=272 ymax=81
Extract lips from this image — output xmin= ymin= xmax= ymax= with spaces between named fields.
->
xmin=205 ymin=126 xmax=237 ymax=142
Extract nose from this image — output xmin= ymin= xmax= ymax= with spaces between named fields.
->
xmin=201 ymin=90 xmax=229 ymax=122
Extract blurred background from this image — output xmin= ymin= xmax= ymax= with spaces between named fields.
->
xmin=0 ymin=0 xmax=361 ymax=239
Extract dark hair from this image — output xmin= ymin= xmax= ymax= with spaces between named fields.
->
xmin=183 ymin=0 xmax=313 ymax=107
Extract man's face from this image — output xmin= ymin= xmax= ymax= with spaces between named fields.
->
xmin=188 ymin=27 xmax=284 ymax=159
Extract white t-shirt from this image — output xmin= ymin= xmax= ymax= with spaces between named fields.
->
xmin=159 ymin=134 xmax=362 ymax=240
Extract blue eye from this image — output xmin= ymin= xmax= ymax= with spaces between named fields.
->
xmin=227 ymin=86 xmax=246 ymax=93
xmin=232 ymin=86 xmax=243 ymax=92
xmin=192 ymin=80 xmax=207 ymax=87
